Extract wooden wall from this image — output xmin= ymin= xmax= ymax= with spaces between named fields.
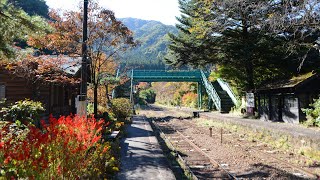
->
xmin=0 ymin=70 xmax=79 ymax=116
xmin=0 ymin=70 xmax=33 ymax=103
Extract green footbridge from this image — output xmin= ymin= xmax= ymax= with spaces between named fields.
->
xmin=130 ymin=69 xmax=238 ymax=112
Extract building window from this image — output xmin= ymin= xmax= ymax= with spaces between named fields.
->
xmin=287 ymin=97 xmax=297 ymax=108
xmin=0 ymin=83 xmax=5 ymax=100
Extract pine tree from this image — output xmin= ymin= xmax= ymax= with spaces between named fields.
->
xmin=0 ymin=0 xmax=48 ymax=59
xmin=166 ymin=0 xmax=320 ymax=92
xmin=166 ymin=0 xmax=219 ymax=68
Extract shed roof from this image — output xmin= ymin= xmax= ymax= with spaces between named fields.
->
xmin=0 ymin=55 xmax=81 ymax=85
xmin=257 ymin=72 xmax=318 ymax=92
xmin=41 ymin=55 xmax=82 ymax=76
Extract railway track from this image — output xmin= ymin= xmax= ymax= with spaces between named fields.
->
xmin=152 ymin=119 xmax=238 ymax=179
xmin=182 ymin=114 xmax=320 ymax=180
xmin=144 ymin=106 xmax=319 ymax=179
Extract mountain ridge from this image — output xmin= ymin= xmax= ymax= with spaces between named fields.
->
xmin=118 ymin=17 xmax=178 ymax=69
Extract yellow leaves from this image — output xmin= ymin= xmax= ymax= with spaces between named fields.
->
xmin=92 ymin=53 xmax=117 ymax=76
xmin=181 ymin=92 xmax=198 ymax=108
xmin=112 ymin=167 xmax=119 ymax=172
xmin=152 ymin=82 xmax=196 ymax=106
xmin=5 ymin=64 xmax=14 ymax=71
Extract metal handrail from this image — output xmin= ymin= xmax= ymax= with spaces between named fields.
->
xmin=217 ymin=78 xmax=238 ymax=105
xmin=200 ymin=70 xmax=221 ymax=111
xmin=111 ymin=68 xmax=120 ymax=99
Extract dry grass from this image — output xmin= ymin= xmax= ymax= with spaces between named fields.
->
xmin=196 ymin=118 xmax=320 ymax=166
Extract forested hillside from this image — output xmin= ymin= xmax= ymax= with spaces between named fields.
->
xmin=8 ymin=0 xmax=49 ymax=18
xmin=119 ymin=18 xmax=178 ymax=69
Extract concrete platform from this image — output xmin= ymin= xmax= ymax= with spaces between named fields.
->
xmin=117 ymin=115 xmax=176 ymax=180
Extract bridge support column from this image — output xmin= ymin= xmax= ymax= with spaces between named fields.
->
xmin=198 ymin=82 xmax=202 ymax=109
xmin=130 ymin=70 xmax=133 ymax=103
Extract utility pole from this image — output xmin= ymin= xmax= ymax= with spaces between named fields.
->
xmin=77 ymin=0 xmax=88 ymax=116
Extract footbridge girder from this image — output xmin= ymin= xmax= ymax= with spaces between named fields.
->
xmin=129 ymin=69 xmax=237 ymax=112
xmin=131 ymin=70 xmax=205 ymax=82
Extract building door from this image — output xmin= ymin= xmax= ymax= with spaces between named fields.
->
xmin=270 ymin=96 xmax=282 ymax=121
xmin=259 ymin=94 xmax=269 ymax=121
xmin=282 ymin=96 xmax=299 ymax=124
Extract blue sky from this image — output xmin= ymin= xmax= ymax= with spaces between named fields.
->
xmin=44 ymin=0 xmax=181 ymax=25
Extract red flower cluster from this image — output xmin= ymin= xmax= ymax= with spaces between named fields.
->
xmin=0 ymin=115 xmax=105 ymax=178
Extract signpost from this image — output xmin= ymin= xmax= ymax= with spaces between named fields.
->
xmin=246 ymin=92 xmax=255 ymax=115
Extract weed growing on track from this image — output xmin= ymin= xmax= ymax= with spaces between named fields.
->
xmin=196 ymin=118 xmax=320 ymax=168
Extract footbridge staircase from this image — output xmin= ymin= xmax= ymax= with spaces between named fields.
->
xmin=130 ymin=69 xmax=238 ymax=112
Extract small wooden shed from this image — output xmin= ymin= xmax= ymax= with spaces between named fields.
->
xmin=0 ymin=58 xmax=81 ymax=117
xmin=256 ymin=72 xmax=320 ymax=124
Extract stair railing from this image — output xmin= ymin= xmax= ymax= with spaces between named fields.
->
xmin=200 ymin=70 xmax=221 ymax=111
xmin=111 ymin=68 xmax=120 ymax=99
xmin=217 ymin=78 xmax=238 ymax=106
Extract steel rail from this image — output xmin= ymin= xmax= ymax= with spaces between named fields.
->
xmin=145 ymin=105 xmax=319 ymax=179
xmin=180 ymin=112 xmax=319 ymax=179
xmin=172 ymin=126 xmax=238 ymax=180
xmin=151 ymin=120 xmax=199 ymax=180
xmin=154 ymin=119 xmax=238 ymax=180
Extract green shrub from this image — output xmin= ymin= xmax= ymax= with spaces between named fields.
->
xmin=302 ymin=97 xmax=320 ymax=127
xmin=110 ymin=98 xmax=132 ymax=120
xmin=87 ymin=103 xmax=108 ymax=116
xmin=87 ymin=103 xmax=94 ymax=115
xmin=0 ymin=99 xmax=45 ymax=125
xmin=139 ymin=89 xmax=156 ymax=105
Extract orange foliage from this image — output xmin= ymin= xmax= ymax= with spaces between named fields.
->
xmin=27 ymin=2 xmax=136 ymax=86
xmin=27 ymin=1 xmax=136 ymax=114
xmin=181 ymin=92 xmax=198 ymax=108
xmin=151 ymin=82 xmax=196 ymax=106
xmin=0 ymin=115 xmax=107 ymax=178
xmin=137 ymin=82 xmax=150 ymax=90
xmin=3 ymin=55 xmax=80 ymax=85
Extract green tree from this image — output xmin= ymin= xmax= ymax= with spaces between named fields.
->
xmin=100 ymin=74 xmax=120 ymax=107
xmin=0 ymin=0 xmax=48 ymax=59
xmin=139 ymin=89 xmax=156 ymax=104
xmin=167 ymin=0 xmax=320 ymax=92
xmin=165 ymin=0 xmax=218 ymax=68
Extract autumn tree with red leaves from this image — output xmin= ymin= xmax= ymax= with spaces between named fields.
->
xmin=28 ymin=1 xmax=136 ymax=116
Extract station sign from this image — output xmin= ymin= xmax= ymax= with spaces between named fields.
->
xmin=246 ymin=93 xmax=255 ymax=108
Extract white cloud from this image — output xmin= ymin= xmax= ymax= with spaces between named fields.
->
xmin=45 ymin=0 xmax=180 ymax=25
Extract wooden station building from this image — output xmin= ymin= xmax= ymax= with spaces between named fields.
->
xmin=256 ymin=72 xmax=320 ymax=124
xmin=0 ymin=57 xmax=81 ymax=117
